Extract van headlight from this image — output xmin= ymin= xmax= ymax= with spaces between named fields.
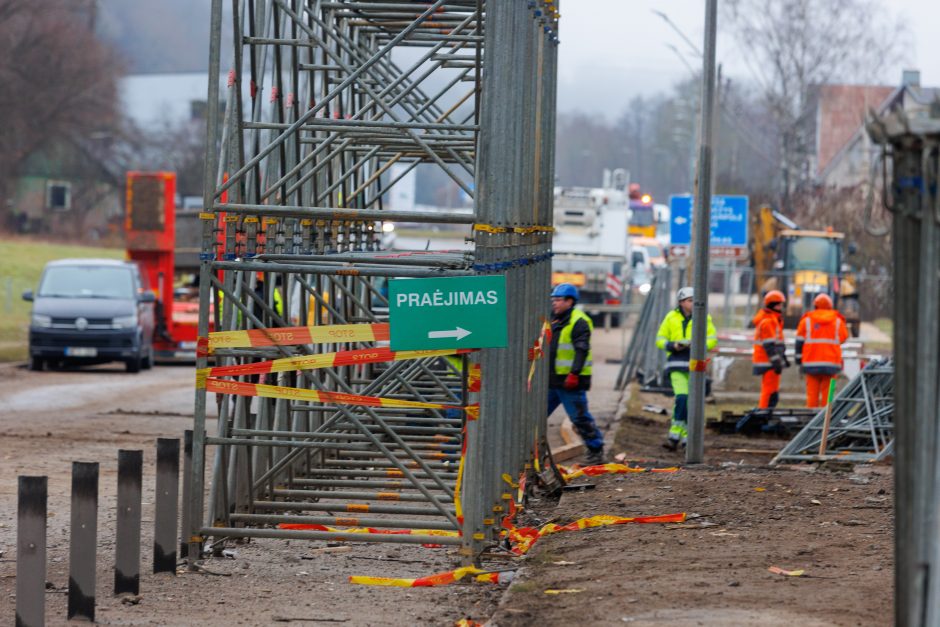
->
xmin=31 ymin=313 xmax=52 ymax=328
xmin=112 ymin=315 xmax=138 ymax=329
xmin=638 ymin=283 xmax=652 ymax=295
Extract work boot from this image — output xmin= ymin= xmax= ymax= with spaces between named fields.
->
xmin=662 ymin=437 xmax=679 ymax=452
xmin=584 ymin=447 xmax=605 ymax=466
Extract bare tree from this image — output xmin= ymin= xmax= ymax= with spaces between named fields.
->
xmin=123 ymin=117 xmax=208 ymax=198
xmin=723 ymin=0 xmax=908 ymax=207
xmin=0 ymin=0 xmax=122 ymax=224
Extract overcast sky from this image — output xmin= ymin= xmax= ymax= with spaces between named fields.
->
xmin=557 ymin=0 xmax=938 ymax=118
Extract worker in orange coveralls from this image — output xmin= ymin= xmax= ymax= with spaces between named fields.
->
xmin=795 ymin=293 xmax=849 ymax=407
xmin=752 ymin=290 xmax=789 ymax=408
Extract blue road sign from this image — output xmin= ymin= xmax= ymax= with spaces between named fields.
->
xmin=669 ymin=195 xmax=749 ymax=247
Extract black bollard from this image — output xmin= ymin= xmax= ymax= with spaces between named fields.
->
xmin=68 ymin=462 xmax=99 ymax=621
xmin=16 ymin=476 xmax=47 ymax=627
xmin=153 ymin=438 xmax=180 ymax=573
xmin=180 ymin=430 xmax=193 ymax=558
xmin=115 ymin=450 xmax=142 ymax=595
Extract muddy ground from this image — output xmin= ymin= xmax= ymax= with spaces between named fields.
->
xmin=489 ymin=402 xmax=893 ymax=626
xmin=0 ymin=326 xmax=894 ymax=626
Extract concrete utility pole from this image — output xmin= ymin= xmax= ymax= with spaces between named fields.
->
xmin=686 ymin=0 xmax=718 ymax=464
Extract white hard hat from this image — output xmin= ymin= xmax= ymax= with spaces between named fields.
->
xmin=677 ymin=286 xmax=694 ymax=302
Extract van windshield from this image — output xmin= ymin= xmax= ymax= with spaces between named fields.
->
xmin=39 ymin=266 xmax=136 ymax=299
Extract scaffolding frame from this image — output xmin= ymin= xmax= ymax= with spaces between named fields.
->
xmin=190 ymin=0 xmax=561 ymax=565
xmin=867 ymin=112 xmax=940 ymax=626
xmin=770 ymin=358 xmax=894 ymax=464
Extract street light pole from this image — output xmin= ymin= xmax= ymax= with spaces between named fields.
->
xmin=686 ymin=0 xmax=718 ymax=464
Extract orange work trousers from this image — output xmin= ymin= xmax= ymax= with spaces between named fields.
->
xmin=805 ymin=373 xmax=834 ymax=408
xmin=759 ymin=370 xmax=781 ymax=408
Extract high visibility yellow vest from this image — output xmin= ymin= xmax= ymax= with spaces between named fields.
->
xmin=217 ymin=288 xmax=283 ymax=321
xmin=555 ymin=309 xmax=593 ymax=376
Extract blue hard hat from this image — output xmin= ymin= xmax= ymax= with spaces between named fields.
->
xmin=551 ymin=283 xmax=579 ymax=300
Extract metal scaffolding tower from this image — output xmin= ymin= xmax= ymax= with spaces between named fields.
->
xmin=190 ymin=0 xmax=561 ymax=565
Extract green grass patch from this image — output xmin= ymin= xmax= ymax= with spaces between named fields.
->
xmin=0 ymin=237 xmax=123 ymax=358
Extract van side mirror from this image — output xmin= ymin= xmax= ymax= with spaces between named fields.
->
xmin=847 ymin=242 xmax=858 ymax=255
xmin=22 ymin=290 xmax=33 ymax=302
xmin=768 ymin=239 xmax=778 ymax=251
xmin=138 ymin=292 xmax=157 ymax=303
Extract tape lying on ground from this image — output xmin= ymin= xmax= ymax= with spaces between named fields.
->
xmin=558 ymin=463 xmax=681 ymax=481
xmin=504 ymin=512 xmax=687 ymax=556
xmin=350 ymin=565 xmax=489 ymax=587
xmin=349 ymin=512 xmax=685 ymax=587
xmin=202 ymin=377 xmax=480 ymax=420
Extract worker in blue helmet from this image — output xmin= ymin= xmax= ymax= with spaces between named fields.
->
xmin=547 ymin=283 xmax=604 ymax=465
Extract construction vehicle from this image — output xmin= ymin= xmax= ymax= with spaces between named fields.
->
xmin=551 ymin=185 xmax=631 ymax=311
xmin=751 ymin=205 xmax=861 ymax=336
xmin=125 ymin=171 xmax=204 ymax=361
xmin=627 ymin=183 xmax=656 ymax=238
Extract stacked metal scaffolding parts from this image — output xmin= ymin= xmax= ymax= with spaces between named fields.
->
xmin=866 ymin=111 xmax=940 ymax=626
xmin=615 ymin=266 xmax=674 ymax=392
xmin=770 ymin=358 xmax=894 ymax=465
xmin=192 ymin=0 xmax=561 ymax=564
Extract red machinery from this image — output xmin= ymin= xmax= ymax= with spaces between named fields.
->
xmin=125 ymin=171 xmax=202 ymax=361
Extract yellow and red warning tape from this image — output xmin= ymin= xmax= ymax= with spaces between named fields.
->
xmin=503 ymin=512 xmax=687 ymax=556
xmin=558 ymin=463 xmax=680 ymax=481
xmin=278 ymin=523 xmax=459 ymax=548
xmin=348 ymin=511 xmax=686 ymax=586
xmin=198 ymin=346 xmax=478 ymax=383
xmin=206 ymin=322 xmax=390 ymax=351
xmin=350 ymin=565 xmax=487 ymax=588
xmin=201 ymin=377 xmax=480 ymax=420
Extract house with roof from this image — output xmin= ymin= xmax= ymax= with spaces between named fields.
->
xmin=800 ymin=70 xmax=940 ymax=189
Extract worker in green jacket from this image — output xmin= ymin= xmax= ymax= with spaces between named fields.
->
xmin=655 ymin=286 xmax=717 ymax=450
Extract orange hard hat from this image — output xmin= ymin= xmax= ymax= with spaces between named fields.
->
xmin=763 ymin=290 xmax=785 ymax=307
xmin=813 ymin=293 xmax=833 ymax=309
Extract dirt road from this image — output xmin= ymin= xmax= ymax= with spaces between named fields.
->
xmin=0 ymin=364 xmax=506 ymax=626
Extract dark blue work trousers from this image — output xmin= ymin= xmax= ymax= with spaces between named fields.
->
xmin=547 ymin=387 xmax=604 ymax=451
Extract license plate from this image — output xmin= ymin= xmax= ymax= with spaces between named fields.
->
xmin=65 ymin=347 xmax=98 ymax=357
xmin=179 ymin=341 xmax=197 ymax=350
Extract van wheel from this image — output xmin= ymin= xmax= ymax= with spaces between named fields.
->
xmin=28 ymin=356 xmax=44 ymax=372
xmin=125 ymin=356 xmax=141 ymax=374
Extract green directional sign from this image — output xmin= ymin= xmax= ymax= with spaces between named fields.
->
xmin=388 ymin=275 xmax=508 ymax=350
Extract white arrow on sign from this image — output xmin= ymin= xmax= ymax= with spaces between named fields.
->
xmin=428 ymin=327 xmax=472 ymax=341
xmin=674 ymin=216 xmax=688 ymax=225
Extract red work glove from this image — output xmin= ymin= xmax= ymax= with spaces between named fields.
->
xmin=563 ymin=373 xmax=579 ymax=390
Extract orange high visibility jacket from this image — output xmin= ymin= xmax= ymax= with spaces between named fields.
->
xmin=796 ymin=308 xmax=848 ymax=375
xmin=752 ymin=308 xmax=785 ymax=375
